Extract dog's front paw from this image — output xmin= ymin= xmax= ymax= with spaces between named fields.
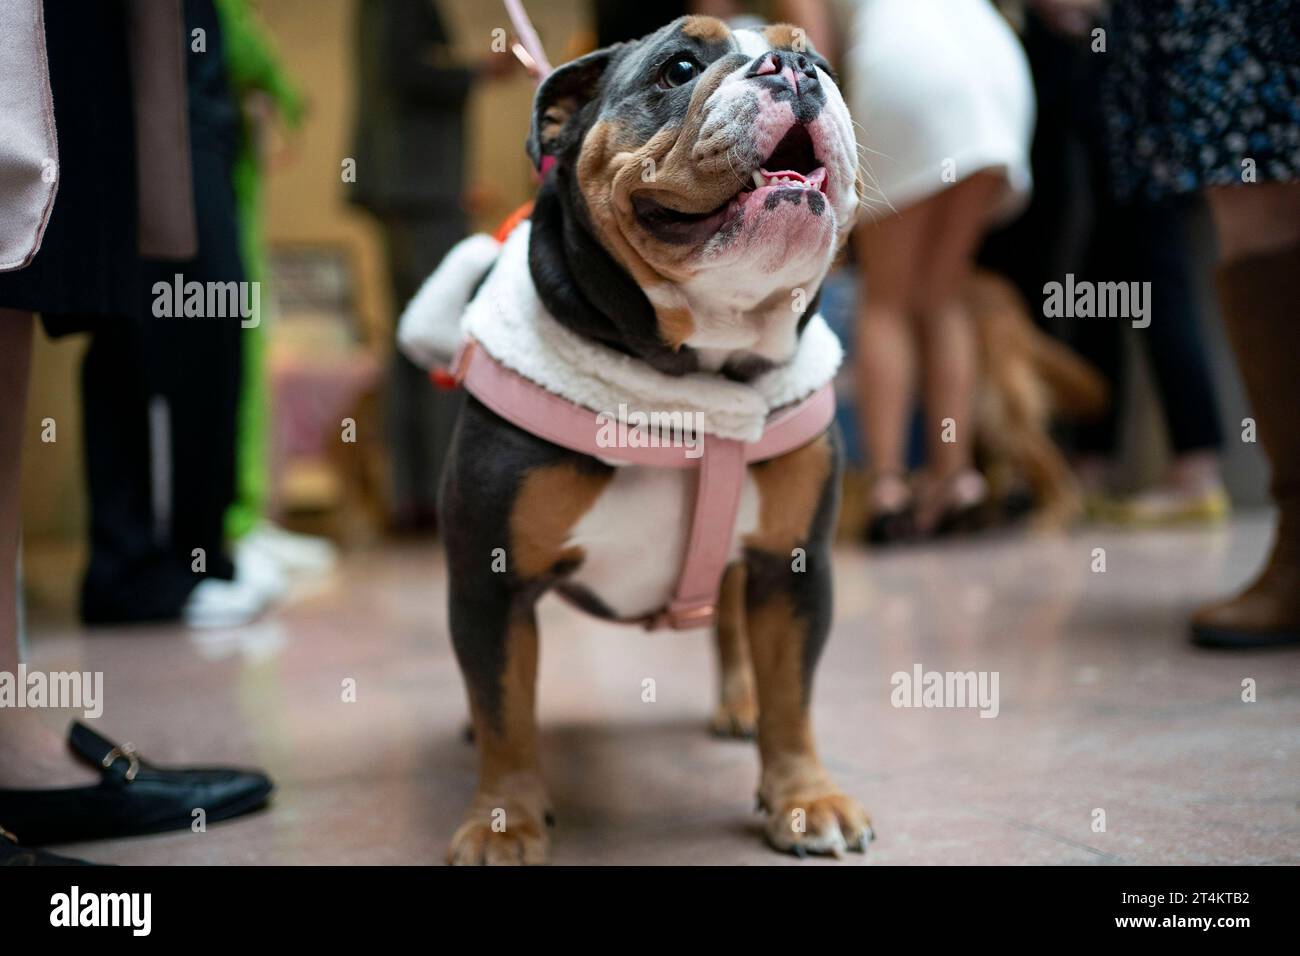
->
xmin=447 ymin=787 xmax=551 ymax=866
xmin=759 ymin=780 xmax=873 ymax=858
xmin=711 ymin=690 xmax=758 ymax=739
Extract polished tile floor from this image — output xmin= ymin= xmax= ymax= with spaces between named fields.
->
xmin=24 ymin=512 xmax=1300 ymax=865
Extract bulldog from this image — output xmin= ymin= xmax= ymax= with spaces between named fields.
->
xmin=404 ymin=15 xmax=868 ymax=864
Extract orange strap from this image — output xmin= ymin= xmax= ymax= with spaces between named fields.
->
xmin=493 ymin=202 xmax=534 ymax=243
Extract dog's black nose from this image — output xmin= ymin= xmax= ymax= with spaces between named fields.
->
xmin=747 ymin=50 xmax=820 ymax=95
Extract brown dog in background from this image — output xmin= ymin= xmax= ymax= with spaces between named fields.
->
xmin=967 ymin=270 xmax=1108 ymax=529
xmin=839 ymin=269 xmax=1108 ymax=540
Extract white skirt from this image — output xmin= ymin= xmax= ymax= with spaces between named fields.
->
xmin=845 ymin=0 xmax=1035 ymax=221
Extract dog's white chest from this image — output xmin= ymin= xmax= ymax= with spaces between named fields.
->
xmin=564 ymin=464 xmax=760 ymax=620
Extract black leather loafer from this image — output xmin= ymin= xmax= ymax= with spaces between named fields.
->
xmin=1 ymin=826 xmax=93 ymax=865
xmin=0 ymin=722 xmax=273 ymax=845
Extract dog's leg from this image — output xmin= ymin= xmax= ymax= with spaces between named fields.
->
xmin=1007 ymin=426 xmax=1083 ymax=530
xmin=744 ymin=432 xmax=872 ymax=857
xmin=744 ymin=552 xmax=872 ymax=856
xmin=440 ymin=408 xmax=591 ymax=865
xmin=711 ymin=564 xmax=758 ymax=739
xmin=441 ymin=414 xmax=613 ymax=865
xmin=446 ymin=591 xmax=550 ymax=866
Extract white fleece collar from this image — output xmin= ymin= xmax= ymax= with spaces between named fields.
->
xmin=400 ymin=222 xmax=843 ymax=443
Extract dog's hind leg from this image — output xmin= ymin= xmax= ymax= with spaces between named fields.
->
xmin=711 ymin=564 xmax=758 ymax=739
xmin=744 ymin=432 xmax=872 ymax=857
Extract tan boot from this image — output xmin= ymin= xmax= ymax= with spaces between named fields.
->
xmin=1191 ymin=243 xmax=1300 ymax=648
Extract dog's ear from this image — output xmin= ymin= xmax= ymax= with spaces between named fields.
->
xmin=526 ymin=46 xmax=619 ymax=168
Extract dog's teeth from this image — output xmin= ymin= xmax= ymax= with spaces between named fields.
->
xmin=752 ymin=170 xmax=766 ymax=189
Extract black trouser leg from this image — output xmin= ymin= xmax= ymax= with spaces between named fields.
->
xmin=79 ymin=323 xmax=199 ymax=623
xmin=1127 ymin=201 xmax=1223 ymax=454
xmin=145 ymin=146 xmax=244 ymax=582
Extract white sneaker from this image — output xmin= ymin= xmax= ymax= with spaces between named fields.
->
xmin=182 ymin=578 xmax=275 ymax=629
xmin=234 ymin=541 xmax=290 ymax=602
xmin=241 ymin=521 xmax=337 ymax=576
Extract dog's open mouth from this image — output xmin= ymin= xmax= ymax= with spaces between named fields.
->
xmin=749 ymin=122 xmax=826 ymax=196
xmin=632 ymin=123 xmax=828 ymax=245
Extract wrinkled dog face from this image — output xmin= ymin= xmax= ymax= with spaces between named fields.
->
xmin=530 ymin=16 xmax=859 ymax=365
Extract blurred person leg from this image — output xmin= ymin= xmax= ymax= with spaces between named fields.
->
xmin=78 ymin=321 xmax=206 ymax=624
xmin=0 ymin=311 xmax=98 ymax=790
xmin=0 ymin=319 xmax=94 ymax=862
xmin=856 ymin=207 xmax=927 ymax=543
xmin=0 ymin=0 xmax=164 ymax=788
xmin=912 ymin=171 xmax=1004 ymax=534
xmin=1100 ymin=0 xmax=1298 ymax=643
xmin=1072 ymin=197 xmax=1227 ymax=525
xmin=1111 ymin=199 xmax=1227 ymax=525
xmin=1064 ymin=46 xmax=1133 ymax=514
xmin=0 ymin=0 xmax=275 ymax=847
xmin=79 ymin=0 xmax=274 ymax=627
xmin=1074 ymin=47 xmax=1227 ymax=525
xmin=847 ymin=0 xmax=1034 ymax=541
xmin=1069 ymin=301 xmax=1123 ymax=510
xmin=857 ymin=173 xmax=1004 ymax=540
xmin=3 ymin=314 xmax=275 ymax=837
xmin=145 ymin=134 xmax=254 ymax=617
xmin=1191 ymin=183 xmax=1300 ymax=647
xmin=0 ymin=313 xmax=30 ymax=678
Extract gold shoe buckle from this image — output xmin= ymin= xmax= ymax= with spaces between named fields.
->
xmin=101 ymin=743 xmax=141 ymax=782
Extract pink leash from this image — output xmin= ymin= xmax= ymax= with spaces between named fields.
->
xmin=452 ymin=340 xmax=836 ymax=630
xmin=504 ymin=0 xmax=557 ymax=177
xmin=503 ymin=0 xmax=552 ymax=79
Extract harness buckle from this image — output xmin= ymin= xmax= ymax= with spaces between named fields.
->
xmin=644 ymin=602 xmax=716 ymax=631
xmin=671 ymin=604 xmax=717 ymax=628
xmin=432 ymin=340 xmax=478 ymax=391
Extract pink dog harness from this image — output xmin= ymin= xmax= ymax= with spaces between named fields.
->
xmin=450 ymin=338 xmax=836 ymax=630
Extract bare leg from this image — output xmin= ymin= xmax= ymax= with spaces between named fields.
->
xmin=1207 ymin=182 xmax=1300 ymax=264
xmin=0 ymin=310 xmax=98 ymax=788
xmin=0 ymin=310 xmax=33 ymax=677
xmin=856 ymin=202 xmax=931 ymax=517
xmin=911 ymin=172 xmax=1003 ymax=528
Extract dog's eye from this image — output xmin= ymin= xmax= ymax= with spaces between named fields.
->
xmin=658 ymin=58 xmax=700 ymax=89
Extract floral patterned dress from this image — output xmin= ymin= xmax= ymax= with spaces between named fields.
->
xmin=1103 ymin=0 xmax=1300 ymax=202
